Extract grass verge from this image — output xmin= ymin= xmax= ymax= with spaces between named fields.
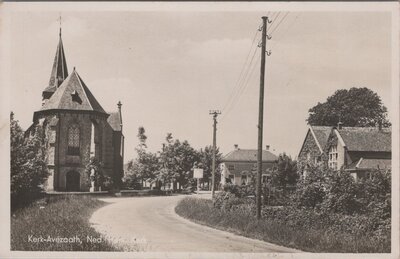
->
xmin=11 ymin=195 xmax=120 ymax=251
xmin=175 ymin=197 xmax=390 ymax=253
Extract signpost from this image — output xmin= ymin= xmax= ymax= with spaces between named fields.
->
xmin=194 ymin=168 xmax=203 ymax=195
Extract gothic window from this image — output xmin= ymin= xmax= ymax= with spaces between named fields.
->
xmin=68 ymin=124 xmax=80 ymax=155
xmin=328 ymin=145 xmax=338 ymax=170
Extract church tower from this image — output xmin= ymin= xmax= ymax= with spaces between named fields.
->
xmin=42 ymin=28 xmax=69 ymax=102
xmin=31 ymin=26 xmax=124 ymax=192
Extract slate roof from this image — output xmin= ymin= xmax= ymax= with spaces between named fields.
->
xmin=43 ymin=33 xmax=68 ymax=94
xmin=347 ymin=158 xmax=391 ymax=170
xmin=337 ymin=127 xmax=391 ymax=152
xmin=310 ymin=126 xmax=332 ymax=151
xmin=107 ymin=112 xmax=122 ymax=131
xmin=40 ymin=69 xmax=107 ymax=115
xmin=222 ymin=149 xmax=277 ymax=162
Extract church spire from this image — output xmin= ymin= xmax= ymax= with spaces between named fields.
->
xmin=42 ymin=18 xmax=68 ymax=100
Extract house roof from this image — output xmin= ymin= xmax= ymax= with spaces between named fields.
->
xmin=298 ymin=126 xmax=332 ymax=156
xmin=43 ymin=32 xmax=68 ymax=94
xmin=347 ymin=158 xmax=391 ymax=170
xmin=107 ymin=112 xmax=122 ymax=131
xmin=337 ymin=127 xmax=391 ymax=152
xmin=40 ymin=69 xmax=107 ymax=115
xmin=310 ymin=126 xmax=332 ymax=151
xmin=222 ymin=149 xmax=277 ymax=162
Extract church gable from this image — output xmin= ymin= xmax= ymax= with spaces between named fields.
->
xmin=40 ymin=69 xmax=107 ymax=115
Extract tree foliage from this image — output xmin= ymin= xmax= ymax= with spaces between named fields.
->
xmin=124 ymin=130 xmax=223 ymax=191
xmin=124 ymin=127 xmax=159 ymax=187
xmin=160 ymin=137 xmax=199 ymax=188
xmin=269 ymin=153 xmax=298 ymax=188
xmin=307 ymin=87 xmax=390 ymax=127
xmin=11 ymin=112 xmax=49 ymax=208
xmin=295 ymin=165 xmax=391 ymax=217
xmin=198 ymin=146 xmax=222 ymax=184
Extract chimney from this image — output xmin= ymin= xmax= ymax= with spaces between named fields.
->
xmin=234 ymin=144 xmax=239 ymax=150
xmin=266 ymin=145 xmax=270 ymax=151
xmin=337 ymin=121 xmax=343 ymax=130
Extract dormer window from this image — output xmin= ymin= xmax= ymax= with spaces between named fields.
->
xmin=328 ymin=145 xmax=338 ymax=169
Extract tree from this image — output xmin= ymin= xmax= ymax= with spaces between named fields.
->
xmin=11 ymin=112 xmax=49 ymax=208
xmin=159 ymin=134 xmax=199 ymax=190
xmin=307 ymin=87 xmax=390 ymax=127
xmin=124 ymin=127 xmax=160 ymax=189
xmin=198 ymin=146 xmax=222 ymax=189
xmin=269 ymin=153 xmax=298 ymax=188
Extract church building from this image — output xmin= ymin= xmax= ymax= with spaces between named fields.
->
xmin=27 ymin=28 xmax=124 ymax=192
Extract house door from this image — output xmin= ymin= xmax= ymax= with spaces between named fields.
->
xmin=66 ymin=171 xmax=80 ymax=191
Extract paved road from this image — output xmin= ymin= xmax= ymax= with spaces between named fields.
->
xmin=90 ymin=195 xmax=300 ymax=253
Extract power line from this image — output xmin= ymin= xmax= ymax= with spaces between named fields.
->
xmin=220 ymin=43 xmax=260 ymax=122
xmin=222 ymin=28 xmax=260 ymax=112
xmin=269 ymin=12 xmax=290 ymax=36
xmin=221 ymin=33 xmax=260 ymax=115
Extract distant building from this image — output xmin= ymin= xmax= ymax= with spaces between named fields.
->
xmin=220 ymin=145 xmax=278 ymax=186
xmin=26 ymin=29 xmax=124 ymax=192
xmin=298 ymin=124 xmax=391 ymax=180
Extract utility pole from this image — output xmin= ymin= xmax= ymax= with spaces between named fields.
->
xmin=209 ymin=110 xmax=221 ymax=199
xmin=256 ymin=16 xmax=271 ymax=219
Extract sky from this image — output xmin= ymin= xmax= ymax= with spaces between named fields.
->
xmin=4 ymin=7 xmax=393 ymax=161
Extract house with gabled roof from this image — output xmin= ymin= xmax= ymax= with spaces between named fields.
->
xmin=26 ymin=28 xmax=124 ymax=192
xmin=298 ymin=123 xmax=391 ymax=180
xmin=220 ymin=144 xmax=278 ymax=186
xmin=325 ymin=125 xmax=391 ymax=179
xmin=298 ymin=126 xmax=332 ymax=171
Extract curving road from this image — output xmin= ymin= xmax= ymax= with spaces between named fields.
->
xmin=90 ymin=195 xmax=300 ymax=253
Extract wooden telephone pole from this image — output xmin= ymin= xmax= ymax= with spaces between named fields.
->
xmin=209 ymin=110 xmax=221 ymax=199
xmin=256 ymin=16 xmax=271 ymax=219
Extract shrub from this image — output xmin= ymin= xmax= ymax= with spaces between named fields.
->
xmin=294 ymin=166 xmax=326 ymax=209
xmin=176 ymin=197 xmax=390 ymax=252
xmin=320 ymin=170 xmax=361 ymax=214
xmin=222 ymin=184 xmax=255 ymax=198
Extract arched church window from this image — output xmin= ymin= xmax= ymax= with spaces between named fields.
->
xmin=68 ymin=124 xmax=80 ymax=155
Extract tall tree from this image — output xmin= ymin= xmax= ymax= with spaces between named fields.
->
xmin=159 ymin=135 xmax=199 ymax=190
xmin=11 ymin=112 xmax=49 ymax=208
xmin=124 ymin=127 xmax=159 ymax=188
xmin=307 ymin=87 xmax=390 ymax=127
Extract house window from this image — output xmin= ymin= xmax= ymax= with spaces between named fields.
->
xmin=328 ymin=145 xmax=338 ymax=169
xmin=68 ymin=124 xmax=80 ymax=155
xmin=228 ymin=165 xmax=235 ymax=171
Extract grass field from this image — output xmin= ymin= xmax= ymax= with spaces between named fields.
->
xmin=175 ymin=197 xmax=390 ymax=253
xmin=11 ymin=195 xmax=120 ymax=251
